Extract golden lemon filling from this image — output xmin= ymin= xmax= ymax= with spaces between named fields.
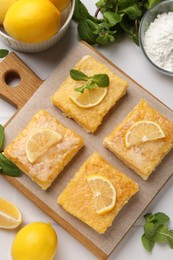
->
xmin=103 ymin=99 xmax=173 ymax=180
xmin=4 ymin=110 xmax=84 ymax=190
xmin=58 ymin=152 xmax=139 ymax=234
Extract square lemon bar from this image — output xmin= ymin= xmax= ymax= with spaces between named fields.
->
xmin=4 ymin=110 xmax=84 ymax=190
xmin=51 ymin=55 xmax=128 ymax=133
xmin=58 ymin=152 xmax=139 ymax=234
xmin=103 ymin=99 xmax=173 ymax=180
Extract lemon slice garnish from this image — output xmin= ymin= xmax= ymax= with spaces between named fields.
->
xmin=125 ymin=120 xmax=165 ymax=148
xmin=25 ymin=128 xmax=62 ymax=163
xmin=70 ymin=86 xmax=107 ymax=108
xmin=87 ymin=175 xmax=116 ymax=215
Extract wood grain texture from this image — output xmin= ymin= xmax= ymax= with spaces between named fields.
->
xmin=0 ymin=52 xmax=42 ymax=109
xmin=3 ymin=42 xmax=173 ymax=259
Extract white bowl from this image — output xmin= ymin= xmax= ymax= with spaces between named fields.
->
xmin=139 ymin=0 xmax=173 ymax=76
xmin=0 ymin=0 xmax=75 ymax=53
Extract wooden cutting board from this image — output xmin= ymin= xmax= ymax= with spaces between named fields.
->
xmin=1 ymin=42 xmax=173 ymax=260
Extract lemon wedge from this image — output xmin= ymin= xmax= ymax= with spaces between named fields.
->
xmin=0 ymin=197 xmax=22 ymax=229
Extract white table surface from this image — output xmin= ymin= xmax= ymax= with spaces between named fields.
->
xmin=0 ymin=1 xmax=173 ymax=259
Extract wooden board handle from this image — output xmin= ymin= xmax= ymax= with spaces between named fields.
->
xmin=0 ymin=52 xmax=43 ymax=109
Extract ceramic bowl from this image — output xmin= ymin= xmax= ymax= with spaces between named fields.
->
xmin=139 ymin=0 xmax=173 ymax=76
xmin=0 ymin=0 xmax=75 ymax=53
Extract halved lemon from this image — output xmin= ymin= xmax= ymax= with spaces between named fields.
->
xmin=70 ymin=86 xmax=108 ymax=108
xmin=25 ymin=128 xmax=62 ymax=163
xmin=0 ymin=197 xmax=22 ymax=229
xmin=87 ymin=175 xmax=116 ymax=215
xmin=125 ymin=120 xmax=165 ymax=148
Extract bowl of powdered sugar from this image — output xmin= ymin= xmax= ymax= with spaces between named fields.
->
xmin=139 ymin=0 xmax=173 ymax=76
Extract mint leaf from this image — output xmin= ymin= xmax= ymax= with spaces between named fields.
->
xmin=91 ymin=74 xmax=109 ymax=87
xmin=144 ymin=213 xmax=155 ymax=223
xmin=152 ymin=225 xmax=169 ymax=243
xmin=75 ymin=82 xmax=96 ymax=93
xmin=103 ymin=12 xmax=122 ymax=27
xmin=85 ymin=19 xmax=100 ymax=34
xmin=146 ymin=0 xmax=164 ymax=9
xmin=144 ymin=222 xmax=161 ymax=238
xmin=141 ymin=234 xmax=155 ymax=252
xmin=70 ymin=69 xmax=88 ymax=81
xmin=0 ymin=49 xmax=9 ymax=58
xmin=0 ymin=125 xmax=4 ymax=152
xmin=0 ymin=153 xmax=21 ymax=177
xmin=73 ymin=0 xmax=90 ymax=21
xmin=86 ymin=82 xmax=96 ymax=90
xmin=70 ymin=69 xmax=109 ymax=93
xmin=75 ymin=85 xmax=87 ymax=93
xmin=154 ymin=212 xmax=170 ymax=224
xmin=167 ymin=230 xmax=173 ymax=248
xmin=96 ymin=34 xmax=110 ymax=45
xmin=119 ymin=4 xmax=142 ymax=20
xmin=78 ymin=19 xmax=98 ymax=45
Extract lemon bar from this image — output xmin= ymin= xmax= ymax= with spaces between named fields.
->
xmin=4 ymin=110 xmax=84 ymax=190
xmin=51 ymin=55 xmax=128 ymax=133
xmin=58 ymin=152 xmax=139 ymax=234
xmin=103 ymin=99 xmax=173 ymax=180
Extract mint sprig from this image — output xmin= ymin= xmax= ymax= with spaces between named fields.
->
xmin=70 ymin=69 xmax=109 ymax=93
xmin=0 ymin=124 xmax=21 ymax=177
xmin=141 ymin=212 xmax=173 ymax=252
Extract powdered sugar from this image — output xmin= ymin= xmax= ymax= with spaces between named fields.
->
xmin=143 ymin=12 xmax=173 ymax=72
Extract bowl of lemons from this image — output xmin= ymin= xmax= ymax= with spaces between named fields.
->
xmin=0 ymin=0 xmax=75 ymax=53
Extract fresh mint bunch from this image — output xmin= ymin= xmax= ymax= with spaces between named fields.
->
xmin=73 ymin=0 xmax=165 ymax=45
xmin=0 ymin=124 xmax=21 ymax=177
xmin=141 ymin=212 xmax=173 ymax=252
xmin=70 ymin=69 xmax=109 ymax=93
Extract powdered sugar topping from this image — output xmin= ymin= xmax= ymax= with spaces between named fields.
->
xmin=143 ymin=12 xmax=173 ymax=72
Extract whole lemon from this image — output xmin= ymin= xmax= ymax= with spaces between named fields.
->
xmin=0 ymin=0 xmax=18 ymax=25
xmin=3 ymin=0 xmax=61 ymax=43
xmin=50 ymin=0 xmax=71 ymax=12
xmin=11 ymin=222 xmax=58 ymax=260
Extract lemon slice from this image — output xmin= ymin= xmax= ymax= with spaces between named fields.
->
xmin=70 ymin=86 xmax=108 ymax=108
xmin=0 ymin=197 xmax=22 ymax=229
xmin=125 ymin=120 xmax=165 ymax=148
xmin=25 ymin=128 xmax=62 ymax=163
xmin=87 ymin=175 xmax=116 ymax=215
